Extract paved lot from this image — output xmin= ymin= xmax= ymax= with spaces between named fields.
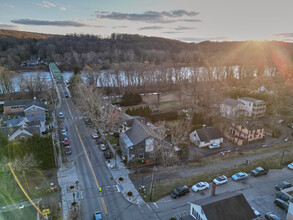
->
xmin=153 ymin=167 xmax=293 ymax=219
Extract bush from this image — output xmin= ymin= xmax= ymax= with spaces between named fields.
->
xmin=127 ymin=191 xmax=133 ymax=197
xmin=150 ymin=111 xmax=178 ymax=122
xmin=121 ymin=92 xmax=142 ymax=106
xmin=126 ymin=106 xmax=151 ymax=118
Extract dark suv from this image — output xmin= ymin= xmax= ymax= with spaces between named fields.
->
xmin=171 ymin=185 xmax=189 ymax=199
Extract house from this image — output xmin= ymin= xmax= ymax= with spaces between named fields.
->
xmin=119 ymin=119 xmax=157 ymax=162
xmin=24 ymin=100 xmax=47 ymax=118
xmin=4 ymin=99 xmax=47 ymax=116
xmin=220 ymin=97 xmax=266 ymax=119
xmin=238 ymin=97 xmax=266 ymax=118
xmin=4 ymin=99 xmax=32 ymax=114
xmin=224 ymin=122 xmax=264 ymax=146
xmin=189 ymin=126 xmax=223 ymax=148
xmin=0 ymin=124 xmax=40 ymax=141
xmin=183 ymin=192 xmax=256 ymax=220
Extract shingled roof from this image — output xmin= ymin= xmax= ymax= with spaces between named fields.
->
xmin=24 ymin=100 xmax=47 ymax=111
xmin=196 ymin=126 xmax=222 ymax=142
xmin=125 ymin=119 xmax=155 ymax=145
xmin=193 ymin=192 xmax=256 ymax=220
xmin=4 ymin=99 xmax=32 ymax=107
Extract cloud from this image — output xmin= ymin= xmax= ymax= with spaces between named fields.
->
xmin=162 ymin=31 xmax=182 ymax=34
xmin=275 ymin=33 xmax=293 ymax=38
xmin=138 ymin=26 xmax=164 ymax=30
xmin=180 ymin=19 xmax=202 ymax=22
xmin=3 ymin=4 xmax=15 ymax=8
xmin=35 ymin=1 xmax=56 ymax=8
xmin=96 ymin=10 xmax=200 ymax=23
xmin=177 ymin=36 xmax=227 ymax=42
xmin=174 ymin=26 xmax=196 ymax=31
xmin=112 ymin=26 xmax=127 ymax=29
xmin=60 ymin=7 xmax=67 ymax=11
xmin=0 ymin=23 xmax=19 ymax=30
xmin=11 ymin=19 xmax=88 ymax=27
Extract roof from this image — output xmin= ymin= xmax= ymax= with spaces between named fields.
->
xmin=222 ymin=98 xmax=240 ymax=107
xmin=192 ymin=192 xmax=256 ymax=220
xmin=195 ymin=126 xmax=222 ymax=142
xmin=24 ymin=100 xmax=47 ymax=111
xmin=4 ymin=99 xmax=32 ymax=107
xmin=238 ymin=97 xmax=265 ymax=104
xmin=125 ymin=119 xmax=155 ymax=145
xmin=120 ymin=132 xmax=133 ymax=148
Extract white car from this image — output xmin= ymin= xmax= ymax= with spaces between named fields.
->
xmin=61 ymin=129 xmax=67 ymax=136
xmin=191 ymin=182 xmax=209 ymax=192
xmin=92 ymin=134 xmax=99 ymax=139
xmin=288 ymin=162 xmax=293 ymax=170
xmin=99 ymin=144 xmax=106 ymax=151
xmin=252 ymin=207 xmax=261 ymax=217
xmin=58 ymin=112 xmax=64 ymax=118
xmin=213 ymin=175 xmax=228 ymax=185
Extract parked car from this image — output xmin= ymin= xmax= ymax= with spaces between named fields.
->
xmin=264 ymin=212 xmax=281 ymax=220
xmin=99 ymin=144 xmax=106 ymax=151
xmin=65 ymin=146 xmax=72 ymax=155
xmin=208 ymin=144 xmax=220 ymax=149
xmin=61 ymin=129 xmax=67 ymax=136
xmin=250 ymin=167 xmax=268 ymax=177
xmin=191 ymin=182 xmax=209 ymax=192
xmin=93 ymin=211 xmax=102 ymax=220
xmin=84 ymin=118 xmax=92 ymax=125
xmin=213 ymin=175 xmax=228 ymax=185
xmin=58 ymin=112 xmax=63 ymax=118
xmin=96 ymin=139 xmax=103 ymax=145
xmin=288 ymin=162 xmax=293 ymax=170
xmin=65 ymin=92 xmax=69 ymax=98
xmin=92 ymin=134 xmax=99 ymax=139
xmin=274 ymin=198 xmax=289 ymax=211
xmin=232 ymin=172 xmax=248 ymax=181
xmin=252 ymin=207 xmax=261 ymax=217
xmin=64 ymin=137 xmax=69 ymax=142
xmin=284 ymin=137 xmax=289 ymax=142
xmin=63 ymin=140 xmax=70 ymax=146
xmin=275 ymin=181 xmax=292 ymax=191
xmin=104 ymin=151 xmax=111 ymax=159
xmin=171 ymin=185 xmax=189 ymax=199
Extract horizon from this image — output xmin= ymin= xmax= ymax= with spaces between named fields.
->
xmin=1 ymin=0 xmax=293 ymax=43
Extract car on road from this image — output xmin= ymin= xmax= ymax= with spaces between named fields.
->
xmin=274 ymin=198 xmax=289 ymax=211
xmin=96 ymin=139 xmax=103 ymax=145
xmin=65 ymin=146 xmax=72 ymax=155
xmin=250 ymin=167 xmax=268 ymax=177
xmin=232 ymin=172 xmax=248 ymax=181
xmin=208 ymin=143 xmax=220 ymax=149
xmin=84 ymin=118 xmax=92 ymax=126
xmin=275 ymin=181 xmax=292 ymax=191
xmin=264 ymin=212 xmax=281 ymax=220
xmin=284 ymin=137 xmax=289 ymax=142
xmin=58 ymin=112 xmax=63 ymax=118
xmin=171 ymin=185 xmax=189 ymax=199
xmin=92 ymin=134 xmax=99 ymax=139
xmin=191 ymin=182 xmax=209 ymax=192
xmin=251 ymin=207 xmax=260 ymax=217
xmin=262 ymin=144 xmax=268 ymax=147
xmin=63 ymin=140 xmax=70 ymax=146
xmin=61 ymin=129 xmax=67 ymax=136
xmin=288 ymin=162 xmax=293 ymax=170
xmin=213 ymin=175 xmax=228 ymax=185
xmin=99 ymin=144 xmax=106 ymax=151
xmin=93 ymin=211 xmax=102 ymax=220
xmin=65 ymin=92 xmax=69 ymax=98
xmin=104 ymin=151 xmax=111 ymax=159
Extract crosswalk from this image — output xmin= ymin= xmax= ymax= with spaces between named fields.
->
xmin=137 ymin=203 xmax=160 ymax=219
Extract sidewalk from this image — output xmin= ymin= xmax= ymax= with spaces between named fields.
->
xmin=106 ymin=141 xmax=145 ymax=205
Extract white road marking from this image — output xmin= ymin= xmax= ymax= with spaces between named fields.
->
xmin=146 ymin=204 xmax=152 ymax=211
xmin=153 ymin=202 xmax=159 ymax=209
xmin=81 ymin=191 xmax=83 ymax=199
xmin=115 ymin=185 xmax=120 ymax=192
xmin=138 ymin=205 xmax=143 ymax=212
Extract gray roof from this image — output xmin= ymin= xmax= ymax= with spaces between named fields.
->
xmin=222 ymin=98 xmax=240 ymax=106
xmin=196 ymin=126 xmax=222 ymax=142
xmin=125 ymin=119 xmax=153 ymax=145
xmin=0 ymin=126 xmax=19 ymax=137
xmin=24 ymin=100 xmax=47 ymax=111
xmin=4 ymin=99 xmax=32 ymax=107
xmin=239 ymin=97 xmax=265 ymax=104
xmin=120 ymin=132 xmax=133 ymax=148
xmin=7 ymin=117 xmax=24 ymax=126
xmin=192 ymin=192 xmax=256 ymax=220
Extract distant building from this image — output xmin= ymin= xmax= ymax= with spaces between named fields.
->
xmin=182 ymin=192 xmax=256 ymax=220
xmin=189 ymin=126 xmax=223 ymax=148
xmin=4 ymin=99 xmax=47 ymax=116
xmin=224 ymin=122 xmax=264 ymax=146
xmin=220 ymin=97 xmax=266 ymax=119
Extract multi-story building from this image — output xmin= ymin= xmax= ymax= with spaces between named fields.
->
xmin=238 ymin=97 xmax=266 ymax=118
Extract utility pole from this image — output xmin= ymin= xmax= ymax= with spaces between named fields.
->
xmin=280 ymin=149 xmax=286 ymax=166
xmin=149 ymin=165 xmax=155 ymax=202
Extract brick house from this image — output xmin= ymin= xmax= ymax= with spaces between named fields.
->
xmin=224 ymin=122 xmax=264 ymax=145
xmin=3 ymin=99 xmax=32 ymax=114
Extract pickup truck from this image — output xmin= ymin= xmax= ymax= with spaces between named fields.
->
xmin=250 ymin=167 xmax=268 ymax=177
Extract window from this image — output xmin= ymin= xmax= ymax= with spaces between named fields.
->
xmin=138 ymin=154 xmax=144 ymax=159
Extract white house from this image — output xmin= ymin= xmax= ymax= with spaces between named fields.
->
xmin=189 ymin=126 xmax=223 ymax=148
xmin=220 ymin=98 xmax=241 ymax=119
xmin=186 ymin=192 xmax=256 ymax=220
xmin=238 ymin=97 xmax=266 ymax=118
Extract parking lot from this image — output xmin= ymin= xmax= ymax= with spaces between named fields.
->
xmin=155 ymin=167 xmax=293 ymax=219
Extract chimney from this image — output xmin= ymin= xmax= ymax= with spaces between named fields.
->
xmin=211 ymin=183 xmax=216 ymax=196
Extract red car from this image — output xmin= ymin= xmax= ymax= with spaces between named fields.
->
xmin=92 ymin=134 xmax=99 ymax=139
xmin=64 ymin=140 xmax=70 ymax=146
xmin=65 ymin=146 xmax=72 ymax=155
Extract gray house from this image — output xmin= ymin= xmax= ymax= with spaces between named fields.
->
xmin=24 ymin=100 xmax=47 ymax=118
xmin=120 ymin=119 xmax=156 ymax=162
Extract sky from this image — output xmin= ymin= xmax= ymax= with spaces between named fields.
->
xmin=0 ymin=0 xmax=293 ymax=42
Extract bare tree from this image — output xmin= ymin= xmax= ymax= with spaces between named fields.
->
xmin=0 ymin=66 xmax=15 ymax=94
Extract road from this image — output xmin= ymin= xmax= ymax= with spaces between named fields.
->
xmin=57 ymin=83 xmax=158 ymax=220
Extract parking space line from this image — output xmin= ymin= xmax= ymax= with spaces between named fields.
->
xmin=138 ymin=205 xmax=143 ymax=212
xmin=153 ymin=202 xmax=159 ymax=209
xmin=115 ymin=185 xmax=120 ymax=192
xmin=146 ymin=204 xmax=152 ymax=211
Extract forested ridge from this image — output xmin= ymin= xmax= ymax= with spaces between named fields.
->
xmin=0 ymin=29 xmax=293 ymax=69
